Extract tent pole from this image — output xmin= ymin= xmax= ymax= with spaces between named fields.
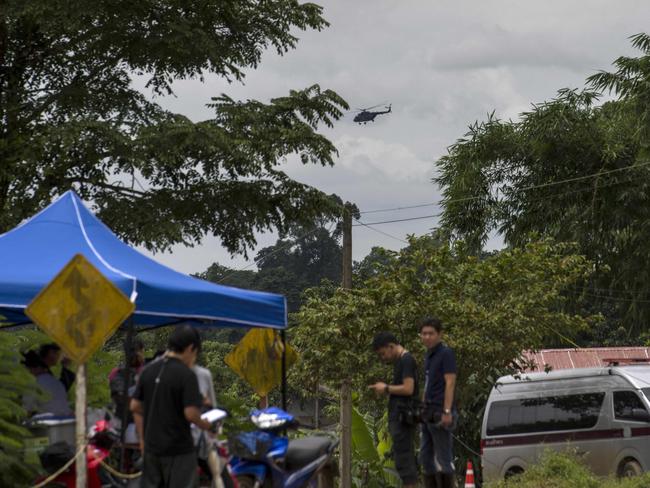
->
xmin=120 ymin=317 xmax=135 ymax=471
xmin=281 ymin=329 xmax=287 ymax=411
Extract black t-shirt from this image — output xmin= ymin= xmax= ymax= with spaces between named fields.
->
xmin=388 ymin=352 xmax=418 ymax=421
xmin=134 ymin=357 xmax=203 ymax=456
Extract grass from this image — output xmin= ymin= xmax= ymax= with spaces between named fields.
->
xmin=487 ymin=451 xmax=650 ymax=488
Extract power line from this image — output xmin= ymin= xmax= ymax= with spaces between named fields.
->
xmin=354 ymin=170 xmax=645 ymax=227
xmin=568 ymin=289 xmax=650 ymax=305
xmin=212 ymin=161 xmax=650 ymax=277
xmin=353 ymin=214 xmax=437 ymax=226
xmin=361 ymin=201 xmax=439 ymax=215
xmin=353 ymin=218 xmax=408 ymax=244
xmin=359 ymin=161 xmax=650 ymax=216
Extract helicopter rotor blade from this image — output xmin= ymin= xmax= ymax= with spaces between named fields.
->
xmin=361 ymin=101 xmax=390 ymax=111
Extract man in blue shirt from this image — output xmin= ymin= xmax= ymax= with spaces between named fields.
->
xmin=419 ymin=317 xmax=457 ymax=488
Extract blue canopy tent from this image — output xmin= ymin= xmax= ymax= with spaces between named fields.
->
xmin=0 ymin=191 xmax=290 ymax=454
xmin=0 ymin=190 xmax=287 ymax=329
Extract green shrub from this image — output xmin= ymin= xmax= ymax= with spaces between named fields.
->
xmin=0 ymin=331 xmax=40 ymax=486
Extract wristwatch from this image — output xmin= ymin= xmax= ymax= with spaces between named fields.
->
xmin=384 ymin=385 xmax=390 ymax=394
xmin=443 ymin=408 xmax=451 ymax=415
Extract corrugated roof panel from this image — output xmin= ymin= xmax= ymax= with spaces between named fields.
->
xmin=522 ymin=347 xmax=650 ymax=372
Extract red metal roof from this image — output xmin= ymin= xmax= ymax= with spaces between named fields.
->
xmin=522 ymin=347 xmax=650 ymax=372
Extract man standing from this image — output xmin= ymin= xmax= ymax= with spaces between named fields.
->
xmin=419 ymin=317 xmax=457 ymax=488
xmin=131 ymin=325 xmax=213 ymax=488
xmin=369 ymin=331 xmax=418 ymax=488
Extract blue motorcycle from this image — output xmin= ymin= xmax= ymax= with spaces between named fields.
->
xmin=229 ymin=407 xmax=338 ymax=488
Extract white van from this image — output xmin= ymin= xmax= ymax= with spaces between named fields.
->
xmin=481 ymin=365 xmax=650 ymax=481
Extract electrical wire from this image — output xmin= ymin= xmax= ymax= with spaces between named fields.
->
xmin=353 ymin=214 xmax=437 ymax=226
xmin=568 ymin=289 xmax=650 ymax=304
xmin=354 ymin=170 xmax=646 ymax=227
xmin=215 ymin=161 xmax=650 ymax=276
xmin=359 ymin=160 xmax=650 ymax=216
xmin=360 ymin=201 xmax=440 ymax=215
xmin=353 ymin=218 xmax=408 ymax=244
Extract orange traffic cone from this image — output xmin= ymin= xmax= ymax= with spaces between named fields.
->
xmin=464 ymin=460 xmax=476 ymax=488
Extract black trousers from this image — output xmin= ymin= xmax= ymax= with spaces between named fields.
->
xmin=141 ymin=450 xmax=198 ymax=488
xmin=388 ymin=420 xmax=418 ymax=485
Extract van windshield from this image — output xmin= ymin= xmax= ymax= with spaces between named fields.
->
xmin=486 ymin=392 xmax=605 ymax=436
xmin=642 ymin=388 xmax=650 ymax=402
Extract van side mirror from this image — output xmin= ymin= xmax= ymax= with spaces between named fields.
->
xmin=631 ymin=408 xmax=650 ymax=422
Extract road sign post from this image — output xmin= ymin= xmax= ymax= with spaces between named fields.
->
xmin=26 ymin=254 xmax=135 ymax=488
xmin=75 ymin=364 xmax=87 ymax=487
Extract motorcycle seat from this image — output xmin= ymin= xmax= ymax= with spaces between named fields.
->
xmin=285 ymin=436 xmax=332 ymax=471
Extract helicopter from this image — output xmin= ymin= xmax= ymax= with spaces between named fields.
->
xmin=353 ymin=103 xmax=392 ymax=124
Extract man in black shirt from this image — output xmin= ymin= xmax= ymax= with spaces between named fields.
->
xmin=369 ymin=331 xmax=418 ymax=488
xmin=131 ymin=325 xmax=213 ymax=488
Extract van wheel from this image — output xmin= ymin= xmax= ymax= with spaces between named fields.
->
xmin=505 ymin=467 xmax=524 ymax=479
xmin=620 ymin=459 xmax=643 ymax=477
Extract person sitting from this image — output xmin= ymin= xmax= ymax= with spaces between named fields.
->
xmin=22 ymin=350 xmax=73 ymax=417
xmin=38 ymin=343 xmax=76 ymax=392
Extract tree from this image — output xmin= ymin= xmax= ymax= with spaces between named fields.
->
xmin=1 ymin=1 xmax=348 ymax=254
xmin=291 ymin=236 xmax=597 ymax=480
xmin=435 ymin=34 xmax=650 ymax=333
xmin=200 ymin=221 xmax=342 ymax=312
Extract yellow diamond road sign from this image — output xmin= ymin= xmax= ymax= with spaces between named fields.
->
xmin=25 ymin=254 xmax=135 ymax=364
xmin=225 ymin=328 xmax=298 ymax=397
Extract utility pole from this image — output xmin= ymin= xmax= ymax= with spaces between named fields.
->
xmin=340 ymin=202 xmax=353 ymax=488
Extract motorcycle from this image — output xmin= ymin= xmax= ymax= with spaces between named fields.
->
xmin=229 ymin=407 xmax=338 ymax=488
xmin=34 ymin=418 xmax=129 ymax=488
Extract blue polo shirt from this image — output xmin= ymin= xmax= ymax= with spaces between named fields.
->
xmin=423 ymin=343 xmax=457 ymax=407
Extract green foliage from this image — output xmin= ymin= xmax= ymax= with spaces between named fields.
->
xmin=435 ymin=33 xmax=650 ymax=333
xmin=292 ymin=235 xmax=597 ymax=473
xmin=0 ymin=331 xmax=40 ymax=485
xmin=200 ymin=222 xmax=342 ymax=312
xmin=84 ymin=347 xmax=120 ymax=408
xmin=488 ymin=450 xmax=650 ymax=488
xmin=350 ymin=407 xmax=397 ymax=488
xmin=1 ymin=1 xmax=348 ymax=254
xmin=200 ymin=339 xmax=257 ymax=406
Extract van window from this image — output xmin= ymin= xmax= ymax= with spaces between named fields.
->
xmin=486 ymin=393 xmax=605 ymax=436
xmin=613 ymin=391 xmax=647 ymax=421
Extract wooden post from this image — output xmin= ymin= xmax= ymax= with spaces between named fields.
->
xmin=314 ymin=383 xmax=320 ymax=430
xmin=281 ymin=329 xmax=287 ymax=412
xmin=120 ymin=319 xmax=135 ymax=470
xmin=340 ymin=203 xmax=353 ymax=488
xmin=75 ymin=363 xmax=87 ymax=488
xmin=259 ymin=396 xmax=269 ymax=409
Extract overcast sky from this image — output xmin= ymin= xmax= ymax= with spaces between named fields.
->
xmin=139 ymin=0 xmax=650 ymax=275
